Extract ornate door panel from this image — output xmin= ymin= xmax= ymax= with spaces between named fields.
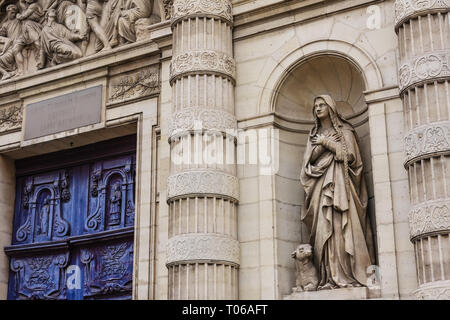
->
xmin=6 ymin=136 xmax=136 ymax=300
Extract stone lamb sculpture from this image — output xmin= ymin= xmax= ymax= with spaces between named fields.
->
xmin=291 ymin=244 xmax=319 ymax=292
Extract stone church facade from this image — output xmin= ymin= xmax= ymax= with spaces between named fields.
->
xmin=0 ymin=0 xmax=448 ymax=300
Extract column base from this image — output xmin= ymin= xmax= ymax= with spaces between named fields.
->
xmin=414 ymin=280 xmax=450 ymax=300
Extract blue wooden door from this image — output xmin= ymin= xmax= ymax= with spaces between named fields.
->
xmin=5 ymin=136 xmax=136 ymax=300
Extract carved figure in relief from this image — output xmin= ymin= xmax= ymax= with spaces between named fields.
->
xmin=108 ymin=181 xmax=121 ymax=225
xmin=0 ymin=5 xmax=21 ymax=80
xmin=109 ymin=0 xmax=152 ymax=47
xmin=45 ymin=0 xmax=90 ymax=54
xmin=300 ymin=95 xmax=375 ymax=290
xmin=0 ymin=0 xmax=158 ymax=79
xmin=291 ymin=244 xmax=319 ymax=292
xmin=37 ymin=9 xmax=83 ymax=68
xmin=38 ymin=197 xmax=50 ymax=235
xmin=14 ymin=0 xmax=44 ymax=74
xmin=85 ymin=0 xmax=112 ymax=51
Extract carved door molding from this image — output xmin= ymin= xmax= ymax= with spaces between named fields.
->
xmin=5 ymin=136 xmax=137 ymax=300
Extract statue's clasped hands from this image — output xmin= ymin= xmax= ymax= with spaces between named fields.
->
xmin=311 ymin=134 xmax=326 ymax=146
xmin=311 ymin=133 xmax=339 ymax=146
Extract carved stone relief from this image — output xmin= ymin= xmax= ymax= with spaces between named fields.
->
xmin=166 ymin=233 xmax=240 ymax=265
xmin=170 ymin=50 xmax=236 ymax=84
xmin=394 ymin=0 xmax=450 ymax=27
xmin=171 ymin=0 xmax=232 ymax=24
xmin=162 ymin=0 xmax=173 ymax=20
xmin=398 ymin=51 xmax=450 ymax=92
xmin=409 ymin=200 xmax=450 ymax=239
xmin=167 ymin=170 xmax=239 ymax=201
xmin=168 ymin=107 xmax=237 ymax=139
xmin=0 ymin=0 xmax=162 ymax=81
xmin=415 ymin=281 xmax=450 ymax=299
xmin=0 ymin=103 xmax=22 ymax=133
xmin=404 ymin=122 xmax=450 ymax=165
xmin=107 ymin=66 xmax=160 ymax=105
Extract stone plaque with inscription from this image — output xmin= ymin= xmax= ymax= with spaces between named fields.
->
xmin=24 ymin=86 xmax=102 ymax=140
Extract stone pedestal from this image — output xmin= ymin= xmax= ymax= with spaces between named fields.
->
xmin=283 ymin=287 xmax=371 ymax=300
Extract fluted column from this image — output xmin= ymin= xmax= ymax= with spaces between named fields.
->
xmin=395 ymin=0 xmax=450 ymax=299
xmin=166 ymin=0 xmax=239 ymax=300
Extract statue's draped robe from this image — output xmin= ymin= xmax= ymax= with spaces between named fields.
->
xmin=101 ymin=0 xmax=152 ymax=47
xmin=56 ymin=1 xmax=89 ymax=37
xmin=300 ymin=124 xmax=375 ymax=287
xmin=40 ymin=21 xmax=82 ymax=64
xmin=0 ymin=18 xmax=22 ymax=72
xmin=117 ymin=0 xmax=152 ymax=42
xmin=17 ymin=3 xmax=44 ymax=46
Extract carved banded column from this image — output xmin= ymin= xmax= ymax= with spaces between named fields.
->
xmin=395 ymin=0 xmax=450 ymax=299
xmin=166 ymin=0 xmax=239 ymax=299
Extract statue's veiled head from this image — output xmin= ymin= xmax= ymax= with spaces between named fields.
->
xmin=313 ymin=95 xmax=338 ymax=120
xmin=311 ymin=94 xmax=353 ymax=136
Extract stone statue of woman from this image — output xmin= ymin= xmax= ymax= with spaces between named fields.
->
xmin=300 ymin=95 xmax=375 ymax=290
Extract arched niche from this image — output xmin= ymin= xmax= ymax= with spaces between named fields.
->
xmin=275 ymin=55 xmax=366 ymax=123
xmin=273 ymin=54 xmax=377 ymax=295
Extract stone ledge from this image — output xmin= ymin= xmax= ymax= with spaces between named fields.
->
xmin=283 ymin=287 xmax=371 ymax=300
